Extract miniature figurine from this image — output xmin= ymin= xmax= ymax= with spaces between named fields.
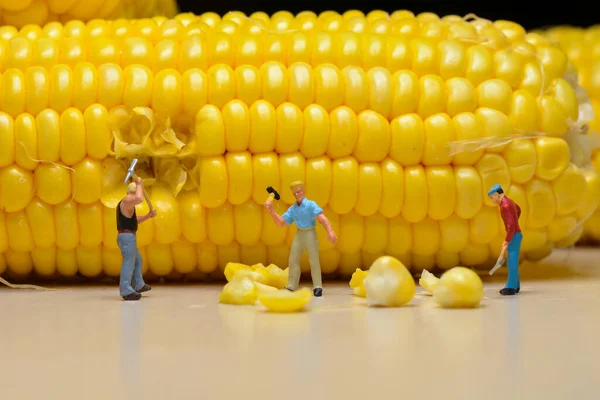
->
xmin=116 ymin=177 xmax=157 ymax=301
xmin=488 ymin=184 xmax=523 ymax=296
xmin=265 ymin=181 xmax=337 ymax=297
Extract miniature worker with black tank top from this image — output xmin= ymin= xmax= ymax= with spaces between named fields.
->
xmin=116 ymin=177 xmax=157 ymax=301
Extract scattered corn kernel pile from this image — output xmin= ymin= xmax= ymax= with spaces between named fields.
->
xmin=541 ymin=26 xmax=600 ymax=243
xmin=220 ymin=262 xmax=312 ymax=312
xmin=349 ymin=257 xmax=482 ymax=308
xmin=0 ymin=10 xmax=599 ymax=282
xmin=0 ymin=0 xmax=178 ymax=28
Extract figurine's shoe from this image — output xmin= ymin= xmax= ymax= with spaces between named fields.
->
xmin=500 ymin=288 xmax=517 ymax=296
xmin=122 ymin=292 xmax=141 ymax=301
xmin=516 ymin=287 xmax=520 ymax=293
xmin=313 ymin=287 xmax=323 ymax=297
xmin=137 ymin=284 xmax=152 ymax=293
xmin=284 ymin=287 xmax=294 ymax=292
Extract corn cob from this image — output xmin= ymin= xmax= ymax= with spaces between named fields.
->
xmin=0 ymin=0 xmax=178 ymax=28
xmin=0 ymin=10 xmax=598 ymax=283
xmin=540 ymin=26 xmax=600 ymax=243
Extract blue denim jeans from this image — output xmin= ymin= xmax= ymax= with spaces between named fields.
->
xmin=506 ymin=232 xmax=523 ymax=290
xmin=117 ymin=233 xmax=146 ymax=297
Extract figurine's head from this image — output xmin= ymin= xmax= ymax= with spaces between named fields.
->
xmin=487 ymin=184 xmax=504 ymax=205
xmin=127 ymin=182 xmax=137 ymax=194
xmin=290 ymin=181 xmax=305 ymax=203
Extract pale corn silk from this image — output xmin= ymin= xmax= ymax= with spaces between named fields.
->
xmin=4 ymin=13 xmax=591 ymax=288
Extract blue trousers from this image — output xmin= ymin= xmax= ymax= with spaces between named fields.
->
xmin=117 ymin=233 xmax=146 ymax=297
xmin=506 ymin=232 xmax=523 ymax=290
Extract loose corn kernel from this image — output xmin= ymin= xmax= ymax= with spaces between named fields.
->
xmin=364 ymin=255 xmax=416 ymax=307
xmin=433 ymin=266 xmax=484 ymax=308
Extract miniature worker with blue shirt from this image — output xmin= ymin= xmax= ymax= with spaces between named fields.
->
xmin=265 ymin=181 xmax=337 ymax=297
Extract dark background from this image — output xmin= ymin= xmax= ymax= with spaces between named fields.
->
xmin=176 ymin=0 xmax=597 ymax=31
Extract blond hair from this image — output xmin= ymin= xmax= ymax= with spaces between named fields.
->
xmin=290 ymin=181 xmax=304 ymax=190
xmin=127 ymin=182 xmax=137 ymax=193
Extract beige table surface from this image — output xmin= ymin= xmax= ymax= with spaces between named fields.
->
xmin=1 ymin=248 xmax=599 ymax=400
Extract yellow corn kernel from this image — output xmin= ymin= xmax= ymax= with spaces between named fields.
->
xmin=412 ymin=217 xmax=440 ymax=256
xmin=552 ymin=164 xmax=586 ymax=216
xmin=31 ymin=247 xmax=56 ymax=276
xmin=469 ymin=206 xmax=500 ymax=245
xmin=454 ymin=166 xmax=483 ymax=219
xmin=534 ymin=137 xmax=570 ymax=180
xmin=336 ymin=211 xmax=364 ymax=254
xmin=363 ymin=213 xmax=387 ymax=254
xmin=364 ymin=255 xmax=415 ymax=307
xmin=476 ymin=154 xmax=511 ymax=206
xmin=14 ymin=113 xmax=38 ymax=170
xmin=439 ymin=214 xmax=469 ymax=253
xmin=426 ymin=166 xmax=455 ymax=220
xmin=526 ymin=179 xmax=556 ymax=229
xmin=34 ymin=164 xmax=70 ymax=205
xmin=389 ymin=113 xmax=424 ymax=166
xmin=433 ymin=266 xmax=483 ymax=308
xmin=446 ymin=78 xmax=476 ymax=117
xmin=451 ymin=112 xmax=483 ymax=165
xmin=503 ymin=139 xmax=536 ymax=184
xmin=5 ymin=250 xmax=33 ymax=275
xmin=0 ymin=165 xmax=34 ymax=212
xmin=576 ymin=168 xmax=600 ymax=220
xmin=402 ymin=165 xmax=428 ymax=223
xmin=509 ymin=89 xmax=538 ymax=132
xmin=355 ymin=163 xmax=382 ymax=217
xmin=25 ymin=198 xmax=55 ymax=248
xmin=234 ymin=201 xmax=262 ymax=246
xmin=423 ymin=113 xmax=454 ymax=165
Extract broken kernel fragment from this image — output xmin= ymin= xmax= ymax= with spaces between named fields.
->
xmin=419 ymin=269 xmax=440 ymax=294
xmin=257 ymin=288 xmax=312 ymax=312
xmin=265 ymin=264 xmax=289 ymax=289
xmin=219 ymin=275 xmax=257 ymax=305
xmin=224 ymin=262 xmax=268 ymax=284
xmin=254 ymin=282 xmax=278 ymax=294
xmin=349 ymin=268 xmax=368 ymax=297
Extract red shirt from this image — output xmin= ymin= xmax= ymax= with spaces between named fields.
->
xmin=500 ymin=196 xmax=521 ymax=242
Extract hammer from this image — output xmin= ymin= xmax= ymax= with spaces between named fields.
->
xmin=265 ymin=186 xmax=280 ymax=204
xmin=124 ymin=158 xmax=155 ymax=212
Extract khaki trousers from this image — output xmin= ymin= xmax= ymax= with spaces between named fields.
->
xmin=286 ymin=227 xmax=322 ymax=290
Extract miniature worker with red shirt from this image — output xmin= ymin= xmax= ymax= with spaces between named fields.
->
xmin=488 ymin=184 xmax=523 ymax=296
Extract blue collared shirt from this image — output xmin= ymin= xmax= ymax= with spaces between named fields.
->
xmin=281 ymin=198 xmax=323 ymax=229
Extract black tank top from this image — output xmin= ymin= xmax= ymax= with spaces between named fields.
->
xmin=116 ymin=200 xmax=138 ymax=232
